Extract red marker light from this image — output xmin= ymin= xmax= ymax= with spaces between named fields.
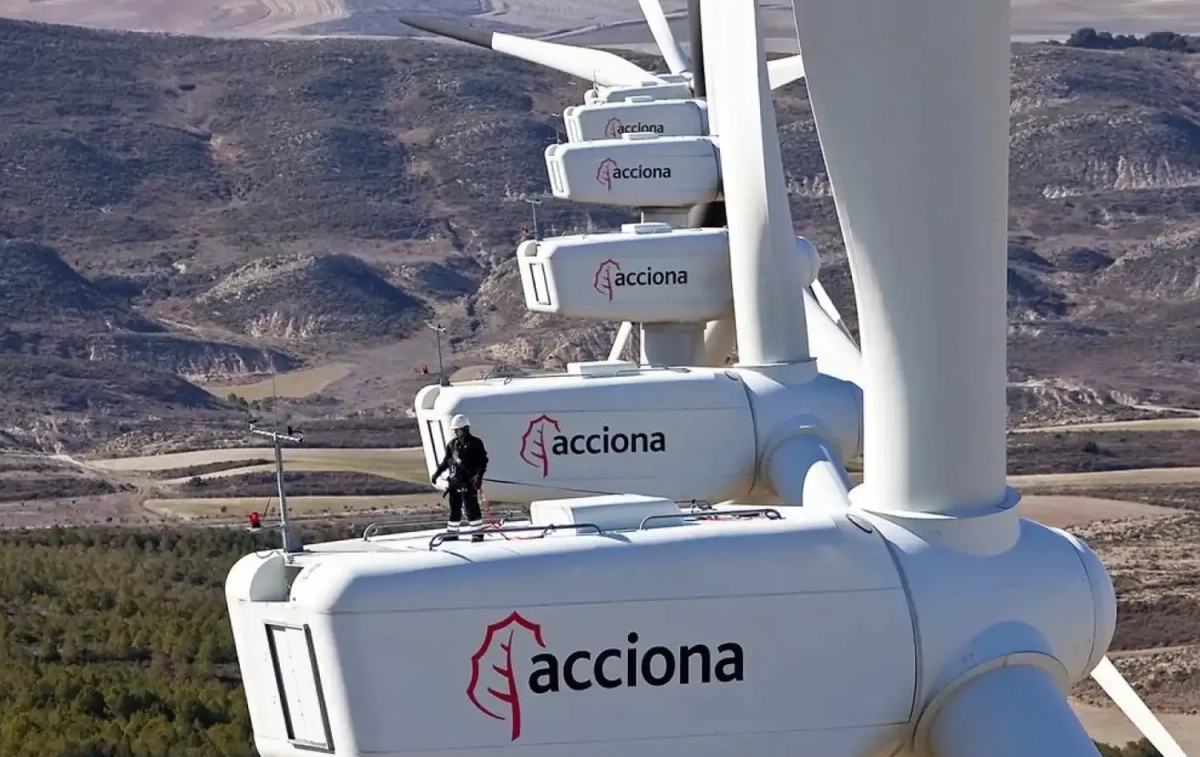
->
xmin=248 ymin=511 xmax=262 ymax=529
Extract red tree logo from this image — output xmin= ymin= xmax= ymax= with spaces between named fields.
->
xmin=596 ymin=158 xmax=617 ymax=190
xmin=604 ymin=117 xmax=622 ymax=139
xmin=593 ymin=258 xmax=620 ymax=300
xmin=519 ymin=414 xmax=560 ymax=477
xmin=467 ymin=611 xmax=546 ymax=741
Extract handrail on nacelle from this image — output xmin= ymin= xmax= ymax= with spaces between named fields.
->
xmin=363 ymin=512 xmax=520 ymax=541
xmin=638 ymin=507 xmax=782 ymax=530
xmin=427 ymin=522 xmax=607 ymax=549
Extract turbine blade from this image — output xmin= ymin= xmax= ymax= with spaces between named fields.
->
xmin=927 ymin=664 xmax=1104 ymax=757
xmin=803 ymin=287 xmax=861 ymax=387
xmin=698 ymin=316 xmax=736 ymax=367
xmin=688 ymin=200 xmax=726 ymax=228
xmin=768 ymin=53 xmax=806 ymax=89
xmin=1090 ymin=656 xmax=1190 ymax=757
xmin=609 ymin=322 xmax=634 ymax=362
xmin=810 ymin=278 xmax=856 ymax=345
xmin=704 ymin=0 xmax=810 ymax=364
xmin=397 ymin=15 xmax=658 ymax=87
xmin=637 ymin=0 xmax=691 ymax=75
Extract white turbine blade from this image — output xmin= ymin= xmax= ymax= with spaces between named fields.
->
xmin=803 ymin=287 xmax=861 ymax=388
xmin=608 ymin=321 xmax=634 ymax=362
xmin=927 ymin=664 xmax=1105 ymax=757
xmin=698 ymin=316 xmax=736 ymax=367
xmin=493 ymin=33 xmax=659 ymax=87
xmin=704 ymin=0 xmax=810 ymax=364
xmin=637 ymin=0 xmax=691 ymax=75
xmin=810 ymin=278 xmax=856 ymax=344
xmin=397 ymin=15 xmax=658 ymax=87
xmin=768 ymin=53 xmax=806 ymax=89
xmin=1090 ymin=656 xmax=1190 ymax=757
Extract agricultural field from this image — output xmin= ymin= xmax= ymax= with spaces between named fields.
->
xmin=202 ymin=362 xmax=354 ymax=401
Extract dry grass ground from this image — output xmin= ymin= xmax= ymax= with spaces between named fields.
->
xmin=1075 ymin=702 xmax=1200 ymax=754
xmin=143 ymin=492 xmax=442 ymax=519
xmin=154 ymin=453 xmax=429 ymax=483
xmin=1015 ymin=412 xmax=1200 ymax=434
xmin=84 ymin=446 xmax=423 ymax=473
xmin=1017 ymin=495 xmax=1179 ymax=527
xmin=1011 ymin=467 xmax=1200 ymax=488
xmin=1067 ymin=511 xmax=1200 ymax=751
xmin=202 ymin=361 xmax=354 ymax=400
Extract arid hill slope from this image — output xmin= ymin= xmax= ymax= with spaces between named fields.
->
xmin=2 ymin=17 xmax=1200 ymax=450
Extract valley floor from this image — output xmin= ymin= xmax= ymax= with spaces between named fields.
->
xmin=3 ymin=0 xmax=1200 ymax=45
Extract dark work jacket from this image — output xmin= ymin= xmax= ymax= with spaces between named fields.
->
xmin=434 ymin=434 xmax=488 ymax=489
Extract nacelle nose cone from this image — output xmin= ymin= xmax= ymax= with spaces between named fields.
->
xmin=1051 ymin=527 xmax=1117 ymax=680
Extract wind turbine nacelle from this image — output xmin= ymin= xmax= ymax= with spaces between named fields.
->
xmin=519 ymin=226 xmax=820 ymax=322
xmin=564 ymin=98 xmax=709 ymax=142
xmin=518 ymin=223 xmax=732 ymax=322
xmin=545 ymin=136 xmax=720 ymax=207
xmin=225 ymin=507 xmax=920 ymax=757
xmin=414 ymin=365 xmax=757 ymax=503
xmin=584 ymin=75 xmax=692 ymax=104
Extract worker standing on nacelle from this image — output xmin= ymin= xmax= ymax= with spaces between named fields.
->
xmin=431 ymin=414 xmax=489 ymax=542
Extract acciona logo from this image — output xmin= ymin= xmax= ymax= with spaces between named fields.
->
xmin=467 ymin=611 xmax=745 ymax=742
xmin=593 ymin=258 xmax=690 ymax=301
xmin=596 ymin=157 xmax=673 ymax=191
xmin=518 ymin=414 xmax=667 ymax=477
xmin=604 ymin=117 xmax=665 ymax=139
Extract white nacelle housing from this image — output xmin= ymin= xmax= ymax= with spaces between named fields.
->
xmin=415 ymin=365 xmax=756 ymax=503
xmin=518 ymin=222 xmax=733 ymax=322
xmin=584 ymin=75 xmax=693 ymax=104
xmin=529 ymin=494 xmax=685 ymax=531
xmin=564 ymin=98 xmax=709 ymax=142
xmin=545 ymin=135 xmax=720 ymax=207
xmin=225 ymin=507 xmax=918 ymax=757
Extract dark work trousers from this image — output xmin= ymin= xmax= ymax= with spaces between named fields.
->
xmin=446 ymin=487 xmax=483 ymax=531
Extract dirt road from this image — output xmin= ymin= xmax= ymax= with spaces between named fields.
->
xmin=1072 ymin=702 xmax=1200 ymax=755
xmin=85 ymin=443 xmax=1200 ymax=489
xmin=1010 ymin=467 xmax=1200 ymax=489
xmin=83 ymin=446 xmax=421 ymax=473
xmin=1017 ymin=495 xmax=1179 ymax=527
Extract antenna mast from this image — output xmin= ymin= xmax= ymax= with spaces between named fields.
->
xmin=246 ymin=368 xmax=304 ymax=556
xmin=426 ymin=322 xmax=450 ymax=386
xmin=524 ymin=196 xmax=543 ymax=240
xmin=248 ymin=421 xmax=303 ymax=555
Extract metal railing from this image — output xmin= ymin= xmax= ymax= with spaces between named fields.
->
xmin=638 ymin=507 xmax=782 ymax=530
xmin=427 ymin=522 xmax=605 ymax=549
xmin=360 ymin=503 xmax=781 ymax=547
xmin=361 ymin=511 xmax=520 ymax=541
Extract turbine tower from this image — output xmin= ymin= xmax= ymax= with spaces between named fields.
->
xmin=221 ymin=3 xmax=1191 ymax=757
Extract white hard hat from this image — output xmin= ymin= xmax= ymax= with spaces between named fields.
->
xmin=449 ymin=414 xmax=470 ymax=430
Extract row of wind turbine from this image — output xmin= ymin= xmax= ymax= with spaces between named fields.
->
xmin=396 ymin=3 xmax=1187 ymax=755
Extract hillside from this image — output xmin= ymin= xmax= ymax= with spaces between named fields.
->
xmin=196 ymin=253 xmax=430 ymax=341
xmin=2 ymin=18 xmax=1200 ymax=451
